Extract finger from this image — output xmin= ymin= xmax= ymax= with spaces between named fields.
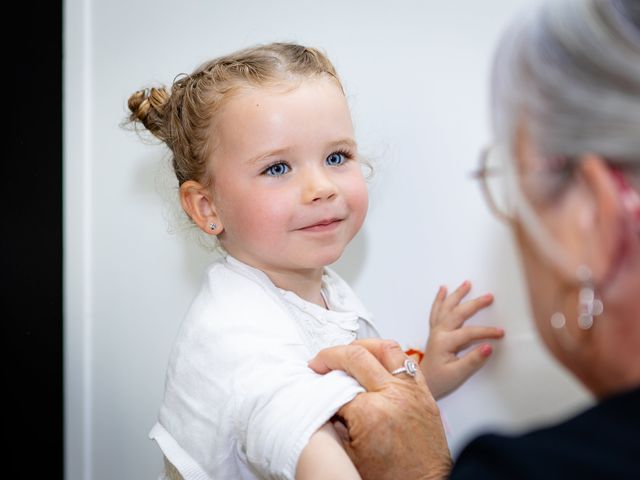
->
xmin=340 ymin=339 xmax=426 ymax=384
xmin=429 ymin=285 xmax=447 ymax=327
xmin=359 ymin=338 xmax=427 ymax=382
xmin=319 ymin=338 xmax=426 ymax=384
xmin=442 ymin=280 xmax=472 ymax=311
xmin=451 ymin=294 xmax=494 ymax=325
xmin=362 ymin=339 xmax=407 ymax=371
xmin=449 ymin=326 xmax=504 ymax=352
xmin=335 ymin=403 xmax=359 ymax=463
xmin=349 ymin=338 xmax=421 ymax=381
xmin=344 ymin=338 xmax=414 ymax=369
xmin=448 ymin=344 xmax=494 ymax=384
xmin=330 ymin=416 xmax=350 ymax=445
xmin=308 ymin=343 xmax=394 ymax=391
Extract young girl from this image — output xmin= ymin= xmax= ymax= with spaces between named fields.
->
xmin=127 ymin=42 xmax=502 ymax=480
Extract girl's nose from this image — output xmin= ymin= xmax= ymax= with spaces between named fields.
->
xmin=301 ymin=168 xmax=338 ymax=203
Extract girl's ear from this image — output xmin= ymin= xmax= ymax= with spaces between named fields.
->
xmin=576 ymin=154 xmax=623 ymax=282
xmin=179 ymin=180 xmax=222 ymax=235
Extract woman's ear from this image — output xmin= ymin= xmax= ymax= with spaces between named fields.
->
xmin=577 ymin=154 xmax=622 ymax=282
xmin=179 ymin=180 xmax=222 ymax=235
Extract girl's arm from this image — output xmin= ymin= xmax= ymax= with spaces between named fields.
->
xmin=296 ymin=422 xmax=361 ymax=480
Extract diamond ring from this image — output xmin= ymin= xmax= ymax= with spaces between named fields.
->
xmin=390 ymin=358 xmax=418 ymax=377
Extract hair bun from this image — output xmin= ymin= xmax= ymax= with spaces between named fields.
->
xmin=127 ymin=87 xmax=170 ymax=140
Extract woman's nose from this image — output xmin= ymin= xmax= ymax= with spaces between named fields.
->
xmin=301 ymin=168 xmax=338 ymax=203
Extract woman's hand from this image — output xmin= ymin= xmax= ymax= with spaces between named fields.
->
xmin=423 ymin=281 xmax=504 ymax=399
xmin=309 ymin=339 xmax=452 ymax=480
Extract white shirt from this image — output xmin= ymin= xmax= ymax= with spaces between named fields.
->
xmin=149 ymin=255 xmax=380 ymax=480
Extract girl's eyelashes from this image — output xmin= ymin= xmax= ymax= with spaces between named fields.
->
xmin=263 ymin=162 xmax=291 ymax=177
xmin=326 ymin=149 xmax=353 ymax=167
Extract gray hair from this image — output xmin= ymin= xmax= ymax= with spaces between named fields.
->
xmin=491 ymin=0 xmax=640 ymax=163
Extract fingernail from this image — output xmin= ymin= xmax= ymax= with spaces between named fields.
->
xmin=484 ymin=293 xmax=494 ymax=301
xmin=480 ymin=344 xmax=493 ymax=357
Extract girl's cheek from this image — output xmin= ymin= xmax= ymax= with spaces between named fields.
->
xmin=353 ymin=179 xmax=369 ymax=212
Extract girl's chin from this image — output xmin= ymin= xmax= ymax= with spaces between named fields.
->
xmin=287 ymin=252 xmax=345 ymax=271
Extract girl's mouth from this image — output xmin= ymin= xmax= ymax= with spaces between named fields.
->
xmin=298 ymin=218 xmax=343 ymax=232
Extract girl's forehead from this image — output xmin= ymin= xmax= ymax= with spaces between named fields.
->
xmin=218 ymin=77 xmax=351 ymax=128
xmin=232 ymin=75 xmax=344 ymax=100
xmin=210 ymin=77 xmax=354 ymax=166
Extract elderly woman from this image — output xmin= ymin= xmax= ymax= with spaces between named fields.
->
xmin=309 ymin=0 xmax=640 ymax=478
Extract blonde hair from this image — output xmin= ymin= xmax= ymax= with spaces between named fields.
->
xmin=127 ymin=42 xmax=343 ymax=187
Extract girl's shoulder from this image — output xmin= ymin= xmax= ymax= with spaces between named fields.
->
xmin=178 ymin=256 xmax=302 ymax=348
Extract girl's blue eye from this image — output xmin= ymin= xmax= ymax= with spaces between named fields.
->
xmin=264 ymin=162 xmax=290 ymax=177
xmin=326 ymin=152 xmax=346 ymax=166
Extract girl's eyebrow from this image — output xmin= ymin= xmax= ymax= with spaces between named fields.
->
xmin=327 ymin=138 xmax=358 ymax=150
xmin=246 ymin=147 xmax=293 ymax=166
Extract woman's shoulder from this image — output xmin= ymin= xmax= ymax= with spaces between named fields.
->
xmin=450 ymin=386 xmax=640 ymax=479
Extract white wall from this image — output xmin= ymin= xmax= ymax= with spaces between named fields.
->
xmin=65 ymin=0 xmax=592 ymax=478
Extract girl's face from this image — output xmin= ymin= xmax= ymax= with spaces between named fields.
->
xmin=209 ymin=78 xmax=368 ymax=276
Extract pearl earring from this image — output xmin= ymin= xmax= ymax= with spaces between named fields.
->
xmin=550 ymin=265 xmax=604 ymax=331
xmin=575 ymin=265 xmax=603 ymax=330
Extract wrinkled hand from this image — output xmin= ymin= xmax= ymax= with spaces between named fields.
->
xmin=309 ymin=339 xmax=452 ymax=480
xmin=423 ymin=281 xmax=504 ymax=399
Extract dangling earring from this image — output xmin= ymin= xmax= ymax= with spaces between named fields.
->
xmin=209 ymin=222 xmax=217 ymax=231
xmin=550 ymin=285 xmax=574 ymax=350
xmin=550 ymin=264 xmax=604 ymax=332
xmin=575 ymin=265 xmax=604 ymax=330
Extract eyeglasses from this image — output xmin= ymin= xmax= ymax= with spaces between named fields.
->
xmin=472 ymin=144 xmax=640 ymax=223
xmin=470 ymin=145 xmax=515 ymax=223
